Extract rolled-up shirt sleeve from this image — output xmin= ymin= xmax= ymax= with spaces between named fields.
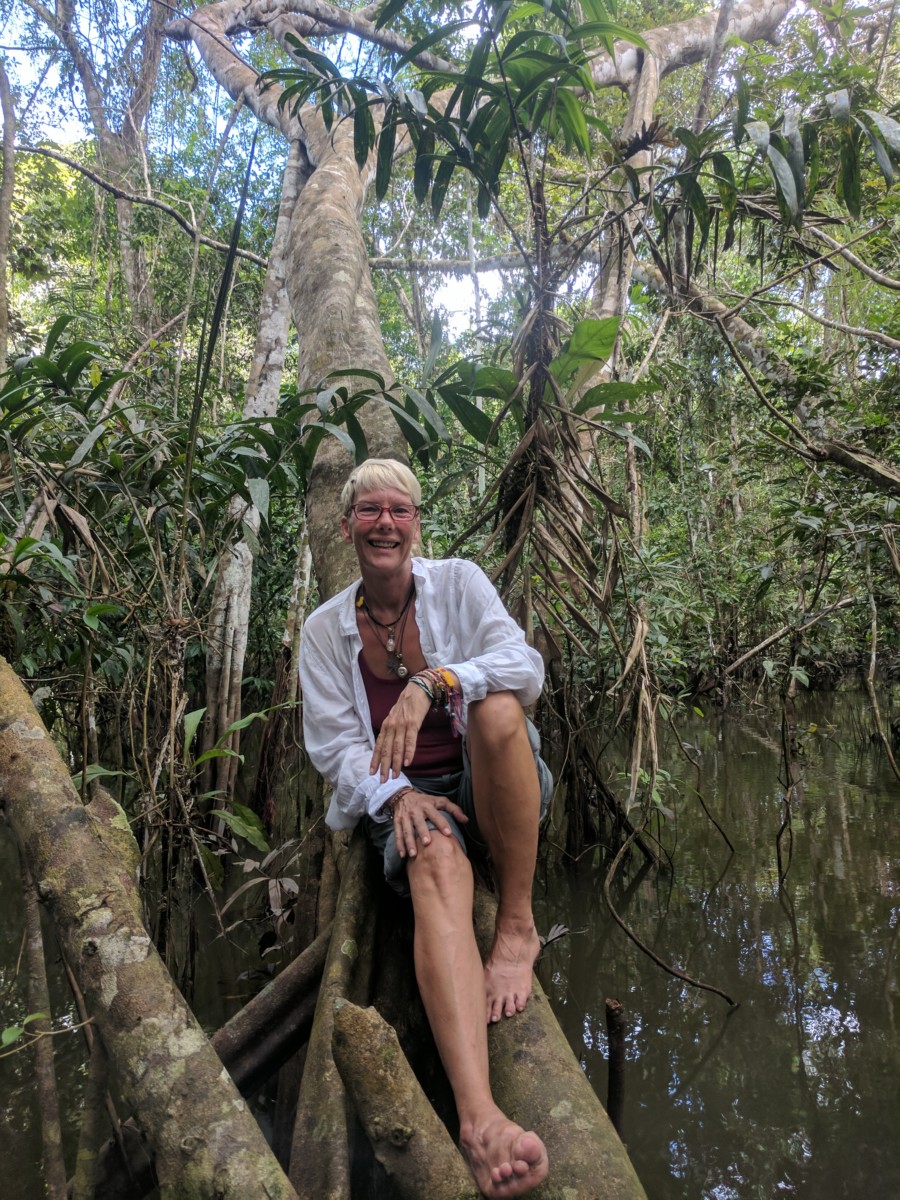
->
xmin=442 ymin=561 xmax=544 ymax=730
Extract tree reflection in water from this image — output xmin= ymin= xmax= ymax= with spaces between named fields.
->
xmin=534 ymin=691 xmax=899 ymax=1200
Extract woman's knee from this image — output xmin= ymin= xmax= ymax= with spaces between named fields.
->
xmin=407 ymin=829 xmax=471 ymax=894
xmin=468 ymin=691 xmax=526 ymax=752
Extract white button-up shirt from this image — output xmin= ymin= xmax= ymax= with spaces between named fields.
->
xmin=299 ymin=556 xmax=545 ymax=830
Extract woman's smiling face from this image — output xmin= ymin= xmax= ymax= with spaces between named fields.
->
xmin=341 ymin=486 xmax=420 ymax=573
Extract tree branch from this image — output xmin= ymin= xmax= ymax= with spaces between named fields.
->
xmin=18 ymin=144 xmax=268 ymax=266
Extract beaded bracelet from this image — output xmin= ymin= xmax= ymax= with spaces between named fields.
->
xmin=385 ymin=786 xmax=414 ymax=817
xmin=408 ymin=674 xmax=437 ymax=703
xmin=408 ymin=667 xmax=464 ymax=735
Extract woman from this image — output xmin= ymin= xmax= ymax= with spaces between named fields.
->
xmin=299 ymin=458 xmax=550 ymax=1198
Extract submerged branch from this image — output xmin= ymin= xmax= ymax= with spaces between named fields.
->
xmin=603 ymin=829 xmax=739 ymax=1007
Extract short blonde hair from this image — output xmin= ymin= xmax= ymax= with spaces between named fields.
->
xmin=340 ymin=458 xmax=421 ymax=512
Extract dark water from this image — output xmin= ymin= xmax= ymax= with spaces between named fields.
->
xmin=1 ymin=692 xmax=897 ymax=1197
xmin=534 ymin=692 xmax=899 ymax=1200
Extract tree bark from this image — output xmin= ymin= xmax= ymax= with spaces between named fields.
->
xmin=333 ymin=1001 xmax=480 ymax=1200
xmin=0 ymin=55 xmax=15 ymax=366
xmin=0 ymin=656 xmax=298 ymax=1200
xmin=21 ymin=855 xmax=68 ymax=1200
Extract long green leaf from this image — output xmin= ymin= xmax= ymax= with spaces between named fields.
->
xmin=554 ymin=88 xmax=591 ymax=157
xmin=862 ymin=108 xmax=900 ymax=155
xmin=766 ymin=144 xmax=800 ymax=219
xmin=375 ymin=110 xmax=397 ymax=200
xmin=68 ymin=423 xmax=106 ymax=468
xmin=440 ymin=389 xmax=494 ymax=444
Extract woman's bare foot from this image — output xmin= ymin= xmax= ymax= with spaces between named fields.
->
xmin=484 ymin=919 xmax=541 ymax=1023
xmin=460 ymin=1110 xmax=548 ymax=1198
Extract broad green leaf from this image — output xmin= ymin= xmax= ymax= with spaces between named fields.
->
xmin=344 ymin=411 xmax=369 ymax=462
xmin=803 ymin=122 xmax=821 ymax=197
xmin=194 ymin=747 xmax=243 ymax=768
xmin=674 ymin=126 xmax=703 ymax=160
xmin=838 ymin=130 xmax=861 ymax=218
xmin=67 ymin=423 xmax=106 ymax=469
xmin=711 ymin=152 xmax=737 ymax=221
xmin=459 ymin=364 xmax=520 ymax=399
xmin=83 ymin=602 xmax=121 ymax=631
xmin=440 ymin=388 xmax=494 ymax=444
xmin=413 ymin=129 xmax=435 ymax=203
xmin=862 ymin=108 xmax=900 ymax=155
xmin=510 ymin=2 xmax=546 ymax=20
xmin=403 ymin=385 xmax=449 ymax=441
xmin=744 ymin=120 xmax=770 ymax=152
xmin=571 ymin=20 xmax=649 ymax=53
xmin=609 ymin=426 xmax=651 ymax=456
xmin=553 ymin=88 xmax=591 ymax=157
xmin=766 ymin=144 xmax=800 ymax=219
xmin=782 ymin=107 xmax=805 ymax=204
xmin=857 ymin=117 xmax=895 ymax=186
xmin=573 ymin=380 xmax=655 ymax=414
xmin=550 ymin=317 xmax=620 ymax=388
xmin=374 ymin=0 xmax=405 ymax=29
xmin=183 ymin=707 xmax=207 ymax=759
xmin=44 ymin=316 xmax=74 ymax=357
xmin=353 ymin=96 xmax=374 ymax=168
xmin=308 ymin=421 xmax=355 ymax=454
xmin=198 ymin=842 xmax=224 ymax=890
xmin=734 ymin=77 xmax=750 ymax=146
xmin=71 ymin=764 xmax=129 ymax=790
xmin=423 ymin=313 xmax=443 ymax=384
xmin=247 ymin=477 xmax=270 ymax=523
xmin=375 ymin=110 xmax=397 ymax=200
xmin=431 ymin=155 xmax=457 ymax=219
xmin=209 ymin=806 xmax=269 ymax=853
xmin=826 ymin=89 xmax=851 ymax=122
xmin=396 ymin=18 xmax=473 ymax=67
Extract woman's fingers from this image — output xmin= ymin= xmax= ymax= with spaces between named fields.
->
xmin=393 ymin=791 xmax=469 ymax=858
xmin=370 ymin=685 xmax=431 ymax=780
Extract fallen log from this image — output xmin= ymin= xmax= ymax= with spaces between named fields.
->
xmin=333 ymin=1000 xmax=480 ymax=1200
xmin=0 ymin=656 xmax=298 ymax=1200
xmin=89 ymin=911 xmax=331 ymax=1198
xmin=473 ymin=888 xmax=648 ymax=1200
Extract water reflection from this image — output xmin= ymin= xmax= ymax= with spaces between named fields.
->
xmin=534 ymin=692 xmax=900 ymax=1200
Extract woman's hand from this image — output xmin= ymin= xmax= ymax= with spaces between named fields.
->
xmin=370 ymin=683 xmax=432 ymax=782
xmin=389 ymin=789 xmax=469 ymax=859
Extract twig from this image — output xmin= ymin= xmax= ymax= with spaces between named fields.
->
xmin=603 ymin=828 xmax=738 ymax=1006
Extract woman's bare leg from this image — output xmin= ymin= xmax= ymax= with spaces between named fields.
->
xmin=407 ymin=834 xmax=548 ymax=1197
xmin=465 ymin=693 xmax=543 ymax=1022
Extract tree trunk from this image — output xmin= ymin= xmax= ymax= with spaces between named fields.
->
xmin=202 ymin=138 xmax=308 ymax=795
xmin=0 ymin=55 xmax=15 ymax=366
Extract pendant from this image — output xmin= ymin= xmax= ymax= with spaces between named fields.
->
xmin=387 ymin=633 xmax=395 ymax=652
xmin=396 ymin=664 xmax=409 ymax=678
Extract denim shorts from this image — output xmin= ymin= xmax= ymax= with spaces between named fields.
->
xmin=364 ymin=717 xmax=552 ymax=896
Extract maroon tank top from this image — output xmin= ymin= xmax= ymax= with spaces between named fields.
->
xmin=359 ymin=653 xmax=462 ymax=776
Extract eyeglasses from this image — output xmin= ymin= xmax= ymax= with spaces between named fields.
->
xmin=349 ymin=502 xmax=420 ymax=523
